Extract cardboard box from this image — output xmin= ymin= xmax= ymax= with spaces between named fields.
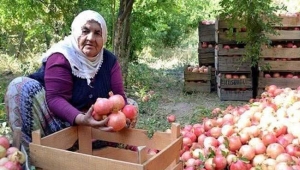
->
xmin=30 ymin=123 xmax=183 ymax=170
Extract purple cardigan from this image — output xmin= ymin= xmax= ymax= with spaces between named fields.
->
xmin=43 ymin=51 xmax=126 ymax=125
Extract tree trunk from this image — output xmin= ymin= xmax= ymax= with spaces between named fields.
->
xmin=15 ymin=31 xmax=25 ymax=58
xmin=113 ymin=0 xmax=134 ymax=87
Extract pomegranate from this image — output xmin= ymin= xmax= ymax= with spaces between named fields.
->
xmin=239 ymin=145 xmax=255 ymax=161
xmin=107 ymin=111 xmax=127 ymax=131
xmin=0 ymin=137 xmax=9 ymax=150
xmin=201 ymin=42 xmax=208 ymax=48
xmin=122 ymin=105 xmax=138 ymax=120
xmin=262 ymin=132 xmax=277 ymax=146
xmin=93 ymin=98 xmax=113 ymax=115
xmin=273 ymin=73 xmax=280 ymax=78
xmin=230 ymin=160 xmax=248 ymax=170
xmin=167 ymin=114 xmax=176 ymax=123
xmin=3 ymin=161 xmax=21 ymax=170
xmin=0 ymin=146 xmax=5 ymax=159
xmin=108 ymin=91 xmax=126 ymax=111
xmin=232 ymin=75 xmax=239 ymax=79
xmin=239 ymin=74 xmax=247 ymax=79
xmin=6 ymin=147 xmax=19 ymax=157
xmin=223 ymin=45 xmax=230 ymax=49
xmin=92 ymin=111 xmax=103 ymax=121
xmin=0 ymin=157 xmax=8 ymax=166
xmin=287 ymin=43 xmax=294 ymax=48
xmin=265 ymin=73 xmax=271 ymax=78
xmin=225 ymin=74 xmax=232 ymax=79
xmin=266 ymin=143 xmax=285 ymax=159
xmin=213 ymin=155 xmax=227 ymax=169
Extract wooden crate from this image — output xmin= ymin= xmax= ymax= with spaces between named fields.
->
xmin=215 ymin=56 xmax=251 ymax=72
xmin=274 ymin=15 xmax=300 ymax=27
xmin=217 ymin=73 xmax=252 ymax=89
xmin=266 ymin=30 xmax=300 ymax=40
xmin=29 ymin=124 xmax=183 ymax=170
xmin=183 ymin=66 xmax=216 ymax=93
xmin=260 ymin=45 xmax=300 ymax=60
xmin=184 ymin=81 xmax=215 ymax=93
xmin=217 ymin=88 xmax=253 ymax=101
xmin=258 ymin=72 xmax=300 ymax=95
xmin=198 ymin=45 xmax=215 ymax=66
xmin=258 ymin=44 xmax=300 ymax=96
xmin=199 ymin=22 xmax=216 ymax=42
xmin=266 ymin=15 xmax=300 ymax=41
xmin=215 ymin=18 xmax=247 ymax=44
xmin=184 ymin=66 xmax=214 ymax=81
xmin=215 ymin=44 xmax=251 ymax=72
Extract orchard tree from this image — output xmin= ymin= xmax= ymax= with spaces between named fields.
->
xmin=113 ymin=0 xmax=134 ymax=81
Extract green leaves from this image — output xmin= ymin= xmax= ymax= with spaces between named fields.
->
xmin=217 ymin=0 xmax=286 ymax=67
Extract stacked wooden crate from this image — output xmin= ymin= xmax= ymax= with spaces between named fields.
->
xmin=192 ymin=21 xmax=216 ymax=93
xmin=198 ymin=21 xmax=216 ymax=67
xmin=258 ymin=15 xmax=300 ymax=96
xmin=183 ymin=65 xmax=215 ymax=93
xmin=215 ymin=18 xmax=253 ymax=101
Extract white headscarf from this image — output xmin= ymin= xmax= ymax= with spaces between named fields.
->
xmin=42 ymin=10 xmax=107 ymax=85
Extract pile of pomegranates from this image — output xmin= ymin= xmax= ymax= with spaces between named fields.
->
xmin=187 ymin=65 xmax=210 ymax=73
xmin=0 ymin=136 xmax=25 ymax=170
xmin=92 ymin=91 xmax=138 ymax=131
xmin=180 ymin=85 xmax=300 ymax=170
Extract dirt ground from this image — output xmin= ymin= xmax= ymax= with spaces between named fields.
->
xmin=149 ymin=70 xmax=248 ymax=124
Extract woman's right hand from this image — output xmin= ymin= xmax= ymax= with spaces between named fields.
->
xmin=75 ymin=106 xmax=113 ymax=132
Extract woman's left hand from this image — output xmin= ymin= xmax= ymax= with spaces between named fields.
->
xmin=75 ymin=106 xmax=113 ymax=131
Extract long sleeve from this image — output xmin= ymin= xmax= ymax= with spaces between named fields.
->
xmin=110 ymin=61 xmax=127 ymax=102
xmin=44 ymin=53 xmax=80 ymax=125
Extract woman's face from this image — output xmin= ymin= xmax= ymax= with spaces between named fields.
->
xmin=78 ymin=20 xmax=103 ymax=58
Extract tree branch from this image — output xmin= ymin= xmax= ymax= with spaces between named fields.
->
xmin=119 ymin=0 xmax=134 ymax=22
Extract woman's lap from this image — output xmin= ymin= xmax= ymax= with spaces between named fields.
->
xmin=4 ymin=77 xmax=69 ymax=148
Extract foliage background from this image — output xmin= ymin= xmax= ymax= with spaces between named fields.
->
xmin=0 ymin=0 xmax=218 ymax=58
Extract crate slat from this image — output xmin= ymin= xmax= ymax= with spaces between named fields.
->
xmin=91 ymin=128 xmax=172 ymax=151
xmin=200 ymin=35 xmax=215 ymax=42
xmin=198 ymin=47 xmax=215 ymax=54
xmin=183 ymin=81 xmax=214 ymax=93
xmin=217 ymin=76 xmax=252 ymax=88
xmin=40 ymin=127 xmax=78 ymax=150
xmin=266 ymin=30 xmax=300 ymax=40
xmin=93 ymin=147 xmax=146 ymax=163
xmin=198 ymin=57 xmax=215 ymax=66
xmin=215 ymin=56 xmax=252 ymax=72
xmin=274 ymin=16 xmax=300 ymax=27
xmin=217 ymin=89 xmax=253 ymax=101
xmin=258 ymin=77 xmax=300 ymax=89
xmin=199 ymin=23 xmax=216 ymax=42
xmin=143 ymin=137 xmax=182 ymax=170
xmin=216 ymin=31 xmax=247 ymax=44
xmin=260 ymin=46 xmax=300 ymax=58
xmin=259 ymin=61 xmax=300 ymax=71
xmin=30 ymin=144 xmax=144 ymax=170
xmin=217 ymin=45 xmax=246 ymax=56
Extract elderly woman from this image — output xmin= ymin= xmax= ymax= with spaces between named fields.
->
xmin=5 ymin=10 xmax=136 ymax=168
